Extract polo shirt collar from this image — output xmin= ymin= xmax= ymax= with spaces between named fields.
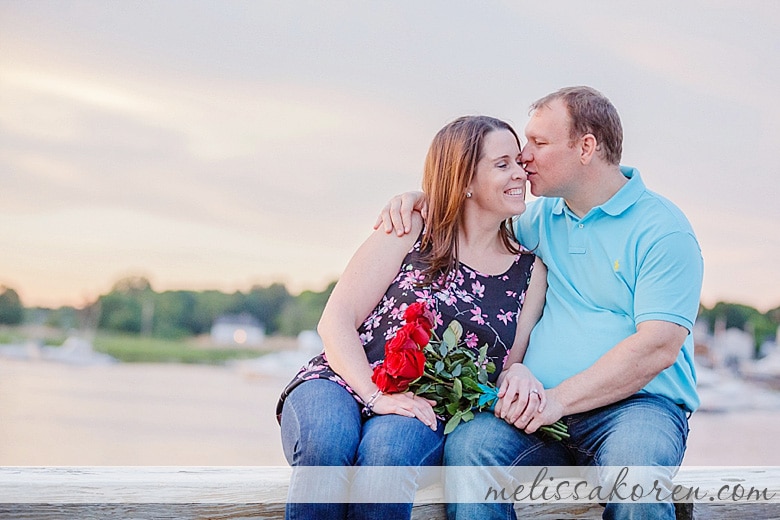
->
xmin=600 ymin=165 xmax=645 ymax=216
xmin=551 ymin=198 xmax=567 ymax=215
xmin=550 ymin=165 xmax=645 ymax=217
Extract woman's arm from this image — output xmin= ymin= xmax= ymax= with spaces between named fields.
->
xmin=317 ymin=212 xmax=437 ymax=429
xmin=502 ymin=257 xmax=547 ymax=367
xmin=493 ymin=257 xmax=547 ymax=423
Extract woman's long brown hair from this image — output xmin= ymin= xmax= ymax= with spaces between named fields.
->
xmin=420 ymin=115 xmax=523 ymax=287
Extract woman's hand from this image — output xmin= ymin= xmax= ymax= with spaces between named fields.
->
xmin=493 ymin=363 xmax=546 ymax=429
xmin=371 ymin=391 xmax=439 ymax=431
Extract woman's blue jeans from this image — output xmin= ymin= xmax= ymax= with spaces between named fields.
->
xmin=280 ymin=378 xmax=445 ymax=520
xmin=444 ymin=393 xmax=689 ymax=520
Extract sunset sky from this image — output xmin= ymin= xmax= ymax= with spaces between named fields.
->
xmin=1 ymin=1 xmax=778 ymax=311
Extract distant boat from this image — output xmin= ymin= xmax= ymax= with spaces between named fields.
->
xmin=739 ymin=350 xmax=780 ymax=390
xmin=695 ymin=363 xmax=780 ymax=413
xmin=0 ymin=337 xmax=116 ymax=366
xmin=230 ymin=330 xmax=322 ymax=378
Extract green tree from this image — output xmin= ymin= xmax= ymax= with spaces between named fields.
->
xmin=96 ymin=276 xmax=154 ymax=334
xmin=0 ymin=286 xmax=24 ymax=325
xmin=277 ymin=281 xmax=336 ymax=336
xmin=153 ymin=291 xmax=198 ymax=338
xmin=699 ymin=301 xmax=780 ymax=353
xmin=235 ymin=283 xmax=292 ymax=334
xmin=189 ymin=290 xmax=238 ymax=335
xmin=98 ymin=292 xmax=143 ymax=333
xmin=702 ymin=301 xmax=759 ymax=330
xmin=44 ymin=306 xmax=79 ymax=329
xmin=766 ymin=306 xmax=780 ymax=324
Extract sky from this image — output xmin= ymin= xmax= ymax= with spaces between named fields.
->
xmin=1 ymin=1 xmax=778 ymax=312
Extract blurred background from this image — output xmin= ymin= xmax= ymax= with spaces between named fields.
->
xmin=1 ymin=0 xmax=779 ymax=466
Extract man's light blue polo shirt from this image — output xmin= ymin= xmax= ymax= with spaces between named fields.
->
xmin=515 ymin=166 xmax=703 ymax=412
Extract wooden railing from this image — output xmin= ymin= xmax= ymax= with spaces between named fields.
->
xmin=1 ymin=466 xmax=779 ymax=519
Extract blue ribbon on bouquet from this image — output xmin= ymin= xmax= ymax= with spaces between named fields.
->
xmin=477 ymin=384 xmax=500 ymax=411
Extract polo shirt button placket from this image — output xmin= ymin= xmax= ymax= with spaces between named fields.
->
xmin=569 ymin=217 xmax=587 ymax=254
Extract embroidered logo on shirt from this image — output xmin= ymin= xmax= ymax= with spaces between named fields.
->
xmin=613 ymin=260 xmax=620 ymax=271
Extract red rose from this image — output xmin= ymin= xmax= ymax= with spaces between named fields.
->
xmin=405 ymin=321 xmax=431 ymax=347
xmin=384 ymin=327 xmax=418 ymax=353
xmin=403 ymin=302 xmax=435 ymax=330
xmin=384 ymin=345 xmax=426 ymax=380
xmin=371 ymin=364 xmax=411 ymax=393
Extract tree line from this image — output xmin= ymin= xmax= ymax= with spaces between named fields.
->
xmin=698 ymin=302 xmax=780 ymax=352
xmin=0 ymin=278 xmax=335 ymax=339
xmin=0 ymin=282 xmax=778 ymax=346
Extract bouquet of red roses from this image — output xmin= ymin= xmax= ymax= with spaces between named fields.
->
xmin=370 ymin=302 xmax=435 ymax=394
xmin=371 ymin=301 xmax=569 ymax=438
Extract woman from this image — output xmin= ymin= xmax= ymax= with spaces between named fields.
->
xmin=276 ymin=115 xmax=547 ymax=519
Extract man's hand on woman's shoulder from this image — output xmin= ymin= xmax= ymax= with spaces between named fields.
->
xmin=374 ymin=191 xmax=427 ymax=236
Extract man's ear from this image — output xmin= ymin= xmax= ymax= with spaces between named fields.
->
xmin=580 ymin=133 xmax=598 ymax=164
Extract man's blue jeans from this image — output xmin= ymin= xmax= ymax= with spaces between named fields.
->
xmin=445 ymin=393 xmax=689 ymax=520
xmin=280 ymin=378 xmax=445 ymax=520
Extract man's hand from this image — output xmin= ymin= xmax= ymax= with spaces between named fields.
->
xmin=522 ymin=387 xmax=565 ymax=434
xmin=373 ymin=191 xmax=427 ymax=236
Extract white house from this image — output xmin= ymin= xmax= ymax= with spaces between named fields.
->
xmin=210 ymin=313 xmax=265 ymax=347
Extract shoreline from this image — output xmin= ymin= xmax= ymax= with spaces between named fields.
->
xmin=1 ymin=358 xmax=779 ymax=467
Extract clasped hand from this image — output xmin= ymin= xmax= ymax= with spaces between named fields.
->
xmin=494 ymin=364 xmax=564 ymax=434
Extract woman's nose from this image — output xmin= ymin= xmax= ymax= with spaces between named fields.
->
xmin=512 ymin=163 xmax=527 ymax=179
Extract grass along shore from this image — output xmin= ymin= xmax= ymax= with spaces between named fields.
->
xmin=0 ymin=325 xmax=300 ymax=365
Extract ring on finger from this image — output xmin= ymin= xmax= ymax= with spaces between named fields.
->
xmin=529 ymin=389 xmax=540 ymax=397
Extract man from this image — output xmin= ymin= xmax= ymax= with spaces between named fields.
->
xmin=376 ymin=86 xmax=703 ymax=519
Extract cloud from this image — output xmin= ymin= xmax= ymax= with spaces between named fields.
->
xmin=0 ymin=56 xmax=430 ymax=220
xmin=0 ymin=1 xmax=777 ymax=309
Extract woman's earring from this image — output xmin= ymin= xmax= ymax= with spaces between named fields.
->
xmin=466 ymin=192 xmax=472 ymax=198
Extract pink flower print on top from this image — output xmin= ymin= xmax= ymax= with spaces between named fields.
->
xmin=414 ymin=289 xmax=431 ymax=301
xmin=381 ymin=296 xmax=396 ymax=313
xmin=329 ymin=375 xmax=350 ymax=389
xmin=399 ymin=272 xmax=418 ymax=291
xmin=455 ymin=289 xmax=474 ymax=304
xmin=433 ymin=310 xmax=444 ymax=328
xmin=365 ymin=313 xmax=381 ymax=330
xmin=277 ymin=236 xmax=537 ymax=421
xmin=496 ymin=309 xmax=514 ymax=326
xmin=470 ymin=306 xmax=486 ymax=325
xmin=436 ymin=291 xmax=458 ymax=307
xmin=384 ymin=324 xmax=401 ymax=341
xmin=390 ymin=303 xmax=407 ymax=321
